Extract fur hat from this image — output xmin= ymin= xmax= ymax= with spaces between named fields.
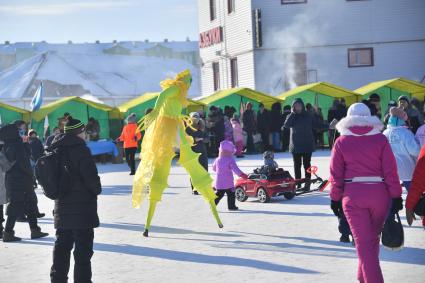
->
xmin=389 ymin=106 xmax=408 ymax=121
xmin=219 ymin=140 xmax=236 ymax=154
xmin=64 ymin=116 xmax=86 ymax=135
xmin=336 ymin=103 xmax=384 ymax=136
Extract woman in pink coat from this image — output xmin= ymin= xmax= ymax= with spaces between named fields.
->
xmin=213 ymin=140 xmax=247 ymax=210
xmin=330 ymin=103 xmax=403 ymax=283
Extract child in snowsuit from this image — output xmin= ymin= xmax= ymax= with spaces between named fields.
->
xmin=330 ymin=103 xmax=402 ymax=283
xmin=213 ymin=140 xmax=247 ymax=210
xmin=257 ymin=151 xmax=278 ymax=175
xmin=230 ymin=114 xmax=244 ymax=158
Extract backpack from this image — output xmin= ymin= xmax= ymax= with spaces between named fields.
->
xmin=381 ymin=212 xmax=404 ymax=251
xmin=35 ymin=148 xmax=73 ymax=200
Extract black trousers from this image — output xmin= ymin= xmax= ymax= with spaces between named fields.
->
xmin=245 ymin=130 xmax=255 ymax=153
xmin=215 ymin=189 xmax=237 ymax=209
xmin=259 ymin=130 xmax=270 ymax=151
xmin=51 ymin=228 xmax=94 ymax=283
xmin=292 ymin=153 xmax=312 ymax=187
xmin=124 ymin=147 xmax=137 ymax=173
xmin=5 ymin=213 xmax=38 ymax=232
xmin=0 ymin=205 xmax=4 ymax=229
xmin=338 ymin=211 xmax=351 ymax=237
xmin=281 ymin=129 xmax=290 ymax=152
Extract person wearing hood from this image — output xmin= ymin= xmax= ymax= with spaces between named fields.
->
xmin=398 ymin=95 xmax=423 ymax=133
xmin=49 ymin=117 xmax=102 ymax=283
xmin=383 ymin=107 xmax=420 ymax=191
xmin=0 ymin=123 xmax=49 ymax=242
xmin=117 ymin=113 xmax=142 ymax=175
xmin=330 ymin=103 xmax=402 ymax=283
xmin=282 ymin=98 xmax=316 ymax=191
xmin=212 ymin=141 xmax=248 ymax=210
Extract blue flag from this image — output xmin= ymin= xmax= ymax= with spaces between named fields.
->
xmin=30 ymin=82 xmax=44 ymax=111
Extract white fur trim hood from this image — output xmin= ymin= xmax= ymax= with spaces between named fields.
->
xmin=336 ymin=115 xmax=384 ymax=136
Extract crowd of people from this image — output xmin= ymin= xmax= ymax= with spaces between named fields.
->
xmin=1 ymin=93 xmax=425 ymax=282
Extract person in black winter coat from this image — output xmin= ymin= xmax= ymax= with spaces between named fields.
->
xmin=256 ymin=103 xmax=271 ymax=152
xmin=0 ymin=123 xmax=48 ymax=242
xmin=243 ymin=102 xmax=257 ymax=154
xmin=283 ymin=98 xmax=316 ymax=191
xmin=49 ymin=117 xmax=102 ymax=283
xmin=28 ymin=130 xmax=45 ymax=188
xmin=186 ymin=112 xmax=208 ymax=195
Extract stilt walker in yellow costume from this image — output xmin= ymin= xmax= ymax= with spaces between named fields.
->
xmin=132 ymin=70 xmax=223 ymax=237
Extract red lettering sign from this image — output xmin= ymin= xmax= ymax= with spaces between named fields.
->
xmin=199 ymin=26 xmax=223 ymax=48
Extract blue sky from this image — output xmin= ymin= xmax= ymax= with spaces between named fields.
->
xmin=0 ymin=0 xmax=199 ymax=43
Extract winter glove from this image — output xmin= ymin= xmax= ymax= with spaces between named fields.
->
xmin=330 ymin=200 xmax=342 ymax=216
xmin=391 ymin=197 xmax=403 ymax=214
xmin=240 ymin=173 xmax=248 ymax=179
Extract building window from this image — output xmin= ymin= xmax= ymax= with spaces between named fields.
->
xmin=281 ymin=0 xmax=307 ymax=4
xmin=210 ymin=0 xmax=217 ymax=21
xmin=348 ymin=48 xmax=374 ymax=67
xmin=230 ymin=58 xmax=238 ymax=88
xmin=212 ymin=62 xmax=220 ymax=91
xmin=228 ymin=0 xmax=235 ymax=14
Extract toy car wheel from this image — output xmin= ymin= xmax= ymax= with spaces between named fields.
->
xmin=257 ymin=188 xmax=270 ymax=203
xmin=235 ymin=187 xmax=248 ymax=202
xmin=283 ymin=191 xmax=296 ymax=200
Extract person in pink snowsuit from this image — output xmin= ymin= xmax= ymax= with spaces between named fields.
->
xmin=330 ymin=103 xmax=402 ymax=283
xmin=213 ymin=140 xmax=247 ymax=210
xmin=231 ymin=114 xmax=244 ymax=157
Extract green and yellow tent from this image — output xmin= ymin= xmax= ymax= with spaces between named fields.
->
xmin=198 ymin=88 xmax=282 ymax=113
xmin=278 ymin=82 xmax=360 ymax=112
xmin=0 ymin=102 xmax=30 ymax=125
xmin=31 ymin=96 xmax=121 ymax=139
xmin=355 ymin=77 xmax=425 ymax=112
xmin=118 ymin=92 xmax=206 ymax=119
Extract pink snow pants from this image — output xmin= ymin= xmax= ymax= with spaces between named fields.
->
xmin=235 ymin=140 xmax=244 ymax=156
xmin=343 ymin=185 xmax=391 ymax=283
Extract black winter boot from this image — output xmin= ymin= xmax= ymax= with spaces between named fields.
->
xmin=3 ymin=230 xmax=22 ymax=242
xmin=31 ymin=227 xmax=49 ymax=239
xmin=340 ymin=235 xmax=350 ymax=243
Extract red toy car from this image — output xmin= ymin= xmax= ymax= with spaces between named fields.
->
xmin=234 ymin=166 xmax=328 ymax=203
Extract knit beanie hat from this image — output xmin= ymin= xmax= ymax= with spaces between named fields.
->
xmin=127 ymin=113 xmax=137 ymax=124
xmin=64 ymin=116 xmax=86 ymax=135
xmin=347 ymin=102 xmax=371 ymax=117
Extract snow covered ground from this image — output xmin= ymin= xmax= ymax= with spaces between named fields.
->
xmin=1 ymin=151 xmax=424 ymax=283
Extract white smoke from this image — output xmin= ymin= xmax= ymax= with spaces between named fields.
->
xmin=259 ymin=2 xmax=336 ymax=95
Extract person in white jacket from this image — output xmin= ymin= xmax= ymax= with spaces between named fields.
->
xmin=383 ymin=107 xmax=420 ymax=191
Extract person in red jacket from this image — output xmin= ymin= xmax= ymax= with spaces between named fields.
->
xmin=406 ymin=144 xmax=425 ymax=227
xmin=117 ymin=114 xmax=141 ymax=175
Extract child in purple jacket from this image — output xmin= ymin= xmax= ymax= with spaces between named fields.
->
xmin=213 ymin=140 xmax=247 ymax=210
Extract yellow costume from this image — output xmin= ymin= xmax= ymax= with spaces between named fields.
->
xmin=132 ymin=70 xmax=223 ymax=237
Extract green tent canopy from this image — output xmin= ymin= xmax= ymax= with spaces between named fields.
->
xmin=278 ymin=82 xmax=361 ymax=146
xmin=118 ymin=92 xmax=206 ymax=120
xmin=198 ymin=88 xmax=283 ymax=113
xmin=354 ymin=77 xmax=425 ymax=114
xmin=31 ymin=96 xmax=121 ymax=140
xmin=0 ymin=102 xmax=30 ymax=125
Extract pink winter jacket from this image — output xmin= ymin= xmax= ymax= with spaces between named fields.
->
xmin=213 ymin=156 xmax=244 ymax=190
xmin=330 ymin=126 xmax=402 ymax=201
